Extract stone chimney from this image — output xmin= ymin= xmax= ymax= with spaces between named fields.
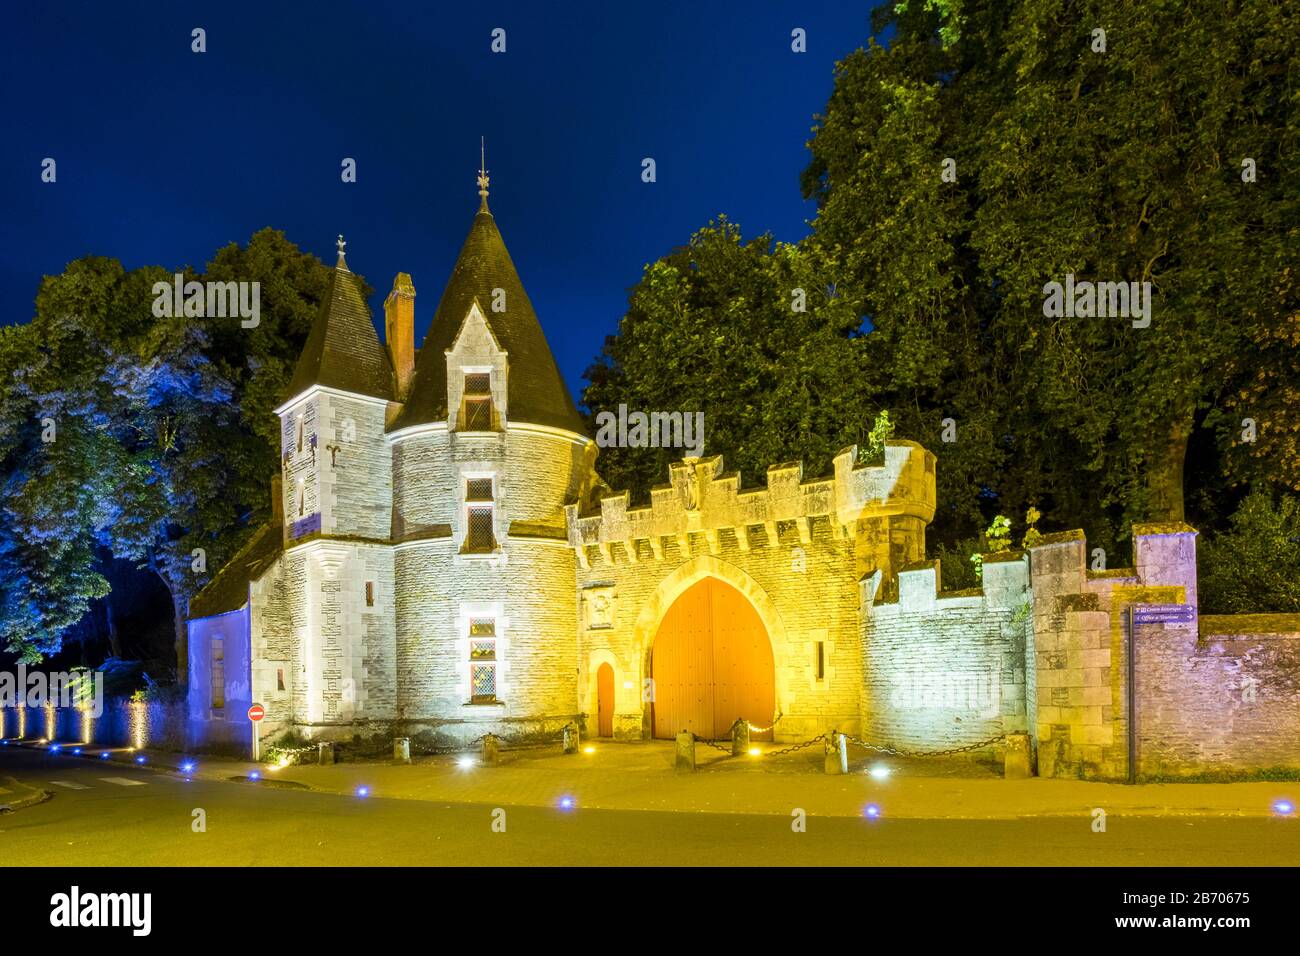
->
xmin=385 ymin=273 xmax=416 ymax=401
xmin=271 ymin=474 xmax=283 ymax=526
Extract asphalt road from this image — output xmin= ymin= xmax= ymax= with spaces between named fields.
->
xmin=2 ymin=748 xmax=1297 ymax=866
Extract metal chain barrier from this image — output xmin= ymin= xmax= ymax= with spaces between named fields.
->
xmin=411 ymin=724 xmax=575 ymax=758
xmin=745 ymin=711 xmax=784 ymax=735
xmin=760 ymin=733 xmax=827 ymax=759
xmin=841 ymin=731 xmax=1007 ymax=759
xmin=692 ymin=734 xmax=735 ymax=754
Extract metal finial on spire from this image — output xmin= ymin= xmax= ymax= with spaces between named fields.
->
xmin=336 ymin=234 xmax=348 ymax=269
xmin=477 ymin=137 xmax=490 ymax=209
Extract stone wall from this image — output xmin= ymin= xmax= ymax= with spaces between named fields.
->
xmin=861 ymin=553 xmax=1033 ymax=754
xmin=1029 ymin=527 xmax=1191 ymax=780
xmin=7 ymin=697 xmax=197 ymax=753
xmin=186 ymin=606 xmax=251 ymax=749
xmin=1135 ymin=613 xmax=1300 ymax=777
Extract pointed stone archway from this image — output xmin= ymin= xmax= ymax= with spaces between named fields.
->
xmin=633 ymin=555 xmax=788 ymax=740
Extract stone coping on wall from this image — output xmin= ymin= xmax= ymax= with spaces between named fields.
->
xmin=566 ymin=441 xmax=936 ymax=561
xmin=1033 ymin=529 xmax=1086 ymax=546
xmin=862 ymin=552 xmax=1029 ymax=612
xmin=1131 ymin=522 xmax=1199 ymax=537
xmin=1200 ymin=613 xmax=1300 ymax=637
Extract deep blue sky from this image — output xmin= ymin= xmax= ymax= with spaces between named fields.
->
xmin=1 ymin=1 xmax=882 ymax=401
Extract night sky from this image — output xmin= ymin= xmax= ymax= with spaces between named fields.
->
xmin=0 ymin=1 xmax=881 ymax=401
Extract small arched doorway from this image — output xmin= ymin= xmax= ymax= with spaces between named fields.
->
xmin=596 ymin=662 xmax=615 ymax=738
xmin=650 ymin=577 xmax=775 ymax=740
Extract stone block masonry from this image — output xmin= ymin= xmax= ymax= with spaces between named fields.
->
xmin=862 ymin=553 xmax=1032 ymax=755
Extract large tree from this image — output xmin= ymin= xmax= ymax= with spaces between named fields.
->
xmin=584 ymin=219 xmax=874 ymax=498
xmin=800 ymin=0 xmax=1300 ymax=548
xmin=0 ymin=230 xmax=329 ymax=673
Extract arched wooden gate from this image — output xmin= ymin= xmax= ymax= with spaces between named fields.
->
xmin=650 ymin=577 xmax=775 ymax=740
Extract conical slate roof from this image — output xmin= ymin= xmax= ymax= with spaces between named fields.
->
xmin=284 ymin=258 xmax=396 ymax=404
xmin=390 ymin=205 xmax=586 ymax=434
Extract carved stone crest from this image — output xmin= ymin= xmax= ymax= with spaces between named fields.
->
xmin=583 ymin=585 xmax=616 ymax=630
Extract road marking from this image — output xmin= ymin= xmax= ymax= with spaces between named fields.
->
xmin=98 ymin=777 xmax=146 ymax=787
xmin=48 ymin=780 xmax=91 ymax=790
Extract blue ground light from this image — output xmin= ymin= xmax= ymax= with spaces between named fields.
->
xmin=1273 ymin=799 xmax=1294 ymax=816
xmin=99 ymin=752 xmax=110 ymax=759
xmin=558 ymin=795 xmax=576 ymax=811
xmin=135 ymin=755 xmax=146 ymax=764
xmin=864 ymin=804 xmax=882 ymax=820
xmin=356 ymin=786 xmax=370 ymax=798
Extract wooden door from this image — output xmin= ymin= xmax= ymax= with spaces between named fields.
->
xmin=596 ymin=662 xmax=615 ymax=737
xmin=651 ymin=578 xmax=774 ymax=740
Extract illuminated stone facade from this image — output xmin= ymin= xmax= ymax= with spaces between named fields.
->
xmin=186 ymin=195 xmax=1300 ymax=778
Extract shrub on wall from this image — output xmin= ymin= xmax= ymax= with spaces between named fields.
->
xmin=1198 ymin=490 xmax=1300 ymax=614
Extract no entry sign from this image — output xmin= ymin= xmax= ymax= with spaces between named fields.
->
xmin=247 ymin=704 xmax=266 ymax=722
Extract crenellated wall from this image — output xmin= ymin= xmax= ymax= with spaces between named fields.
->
xmin=568 ymin=442 xmax=937 ymax=741
xmin=861 ymin=552 xmax=1033 ymax=756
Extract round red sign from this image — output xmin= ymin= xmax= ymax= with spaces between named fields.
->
xmin=247 ymin=704 xmax=266 ymax=722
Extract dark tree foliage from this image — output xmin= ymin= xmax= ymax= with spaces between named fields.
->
xmin=587 ymin=0 xmax=1299 ymax=611
xmin=0 ymin=230 xmax=329 ymax=669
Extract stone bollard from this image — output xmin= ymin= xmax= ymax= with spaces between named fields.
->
xmin=562 ymin=723 xmax=579 ymax=755
xmin=481 ymin=733 xmax=501 ymax=766
xmin=1003 ymin=732 xmax=1035 ymax=779
xmin=393 ymin=737 xmax=411 ymax=765
xmin=731 ymin=718 xmax=750 ymax=756
xmin=317 ymin=742 xmax=335 ymax=766
xmin=824 ymin=730 xmax=848 ymax=775
xmin=675 ymin=731 xmax=696 ymax=773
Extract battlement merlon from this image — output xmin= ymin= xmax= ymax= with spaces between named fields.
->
xmin=565 ymin=440 xmax=936 ymax=557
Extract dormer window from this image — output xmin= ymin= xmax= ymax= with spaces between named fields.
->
xmin=461 ymin=372 xmax=493 ymax=430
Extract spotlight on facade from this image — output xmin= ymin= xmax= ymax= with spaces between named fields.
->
xmin=868 ymin=764 xmax=891 ymax=780
xmin=863 ymin=804 xmax=882 ymax=819
xmin=1273 ymin=799 xmax=1295 ymax=816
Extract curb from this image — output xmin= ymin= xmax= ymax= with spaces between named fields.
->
xmin=0 ymin=775 xmax=53 ymax=813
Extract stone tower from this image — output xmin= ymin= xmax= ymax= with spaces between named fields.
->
xmin=387 ymin=180 xmax=597 ymax=742
xmin=270 ymin=238 xmax=399 ymax=731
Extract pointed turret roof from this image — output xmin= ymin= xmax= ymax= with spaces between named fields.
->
xmin=284 ymin=241 xmax=396 ymax=404
xmin=390 ymin=199 xmax=586 ymax=435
